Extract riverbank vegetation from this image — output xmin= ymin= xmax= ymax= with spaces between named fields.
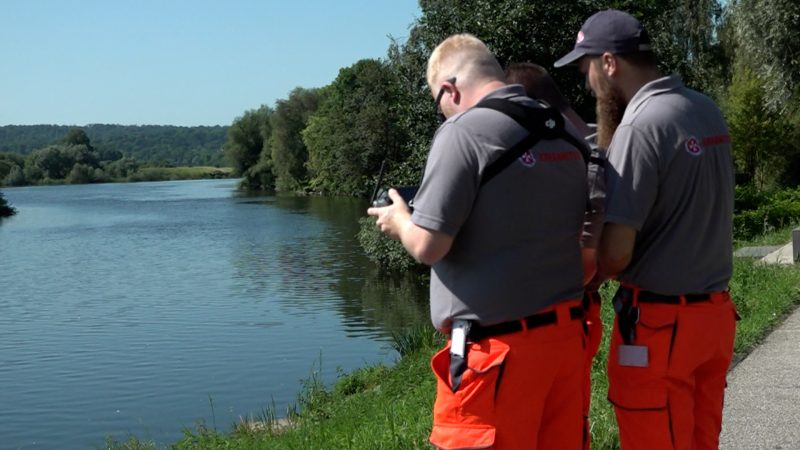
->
xmin=0 ymin=191 xmax=15 ymax=218
xmin=0 ymin=124 xmax=226 ymax=166
xmin=0 ymin=128 xmax=233 ymax=188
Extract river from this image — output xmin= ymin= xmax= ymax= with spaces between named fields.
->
xmin=0 ymin=179 xmax=428 ymax=449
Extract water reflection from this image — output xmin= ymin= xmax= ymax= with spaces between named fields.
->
xmin=229 ymin=192 xmax=429 ymax=339
xmin=0 ymin=180 xmax=429 ymax=449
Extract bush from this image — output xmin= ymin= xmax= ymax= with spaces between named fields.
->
xmin=65 ymin=163 xmax=94 ymax=184
xmin=724 ymin=68 xmax=796 ymax=188
xmin=2 ymin=165 xmax=25 ymax=186
xmin=0 ymin=191 xmax=16 ymax=218
xmin=734 ymin=185 xmax=800 ymax=239
xmin=356 ymin=217 xmax=423 ymax=273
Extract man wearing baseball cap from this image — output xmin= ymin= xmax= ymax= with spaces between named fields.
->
xmin=555 ymin=9 xmax=737 ymax=450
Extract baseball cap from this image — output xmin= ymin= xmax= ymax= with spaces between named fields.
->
xmin=553 ymin=9 xmax=652 ymax=68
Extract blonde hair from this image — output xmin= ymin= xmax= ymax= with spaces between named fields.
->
xmin=426 ymin=34 xmax=504 ymax=92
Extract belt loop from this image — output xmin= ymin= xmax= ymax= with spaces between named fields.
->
xmin=619 ymin=283 xmax=639 ymax=306
xmin=629 ymin=285 xmax=640 ymax=307
xmin=679 ymin=295 xmax=687 ymax=306
xmin=717 ymin=291 xmax=730 ymax=304
xmin=520 ymin=317 xmax=529 ymax=335
xmin=556 ymin=302 xmax=568 ymax=325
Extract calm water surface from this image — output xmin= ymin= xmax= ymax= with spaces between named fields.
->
xmin=0 ymin=179 xmax=428 ymax=449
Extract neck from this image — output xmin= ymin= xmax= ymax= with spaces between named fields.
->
xmin=460 ymin=80 xmax=506 ymax=110
xmin=620 ymin=67 xmax=662 ymax=104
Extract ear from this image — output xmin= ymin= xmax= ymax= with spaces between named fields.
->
xmin=601 ymin=52 xmax=617 ymax=77
xmin=452 ymin=86 xmax=461 ymax=105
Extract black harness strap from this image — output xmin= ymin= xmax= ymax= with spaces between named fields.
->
xmin=473 ymin=98 xmax=590 ymax=187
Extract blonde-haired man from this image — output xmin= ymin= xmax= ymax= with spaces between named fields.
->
xmin=369 ymin=33 xmax=588 ymax=449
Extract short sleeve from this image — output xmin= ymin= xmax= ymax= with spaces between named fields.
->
xmin=604 ymin=125 xmax=659 ymax=230
xmin=411 ymin=123 xmax=480 ymax=236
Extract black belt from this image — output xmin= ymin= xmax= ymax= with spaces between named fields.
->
xmin=627 ymin=288 xmax=711 ymax=305
xmin=469 ymin=306 xmax=584 ymax=341
xmin=583 ymin=290 xmax=601 ymax=308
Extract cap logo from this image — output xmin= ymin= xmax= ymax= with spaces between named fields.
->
xmin=576 ymin=31 xmax=585 ymax=43
xmin=685 ymin=136 xmax=703 ymax=156
xmin=519 ymin=150 xmax=537 ymax=167
xmin=545 ymin=119 xmax=556 ymax=129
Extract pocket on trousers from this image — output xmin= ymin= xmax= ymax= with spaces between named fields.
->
xmin=608 ymin=306 xmax=676 ymax=410
xmin=429 ymin=339 xmax=510 ymax=450
xmin=608 ymin=381 xmax=668 ymax=410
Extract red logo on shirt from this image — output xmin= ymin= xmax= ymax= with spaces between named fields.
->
xmin=701 ymin=134 xmax=731 ymax=146
xmin=685 ymin=136 xmax=703 ymax=156
xmin=519 ymin=150 xmax=537 ymax=167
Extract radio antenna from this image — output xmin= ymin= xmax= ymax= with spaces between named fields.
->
xmin=370 ymin=159 xmax=386 ymax=204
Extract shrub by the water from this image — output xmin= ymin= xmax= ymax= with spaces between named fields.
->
xmin=0 ymin=191 xmax=15 ymax=218
xmin=357 ymin=217 xmax=423 ymax=273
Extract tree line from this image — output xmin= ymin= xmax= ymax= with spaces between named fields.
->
xmin=222 ymin=0 xmax=800 ymax=198
xmin=0 ymin=124 xmax=228 ymax=167
xmin=0 ymin=127 xmax=231 ymax=187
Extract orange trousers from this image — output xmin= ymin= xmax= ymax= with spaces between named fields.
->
xmin=429 ymin=301 xmax=585 ymax=450
xmin=582 ymin=291 xmax=603 ymax=450
xmin=607 ymin=290 xmax=737 ymax=450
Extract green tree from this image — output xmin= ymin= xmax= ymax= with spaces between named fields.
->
xmin=596 ymin=1 xmax=730 ymax=96
xmin=724 ymin=69 xmax=787 ymax=188
xmin=241 ymin=157 xmax=276 ymax=191
xmin=63 ymin=144 xmax=99 ymax=168
xmin=63 ymin=127 xmax=93 ymax=149
xmin=25 ymin=146 xmax=73 ymax=180
xmin=102 ymin=157 xmax=139 ymax=179
xmin=3 ymin=165 xmax=26 ymax=186
xmin=65 ymin=163 xmax=94 ymax=184
xmin=223 ymin=105 xmax=272 ymax=177
xmin=304 ymin=59 xmax=407 ymax=196
xmin=270 ymin=87 xmax=323 ymax=192
xmin=0 ymin=124 xmax=227 ymax=167
xmin=721 ymin=0 xmax=800 ymax=187
xmin=729 ymin=0 xmax=800 ymax=112
xmin=96 ymin=147 xmax=123 ymax=163
xmin=0 ymin=152 xmax=25 ymax=182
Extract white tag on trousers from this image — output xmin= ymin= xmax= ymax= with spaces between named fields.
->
xmin=618 ymin=344 xmax=649 ymax=367
xmin=450 ymin=320 xmax=469 ymax=358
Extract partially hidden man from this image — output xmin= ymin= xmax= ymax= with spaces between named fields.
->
xmin=368 ymin=34 xmax=588 ymax=449
xmin=555 ymin=10 xmax=737 ymax=450
xmin=506 ymin=62 xmax=608 ymax=450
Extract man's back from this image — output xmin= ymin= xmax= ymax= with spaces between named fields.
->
xmin=414 ymin=85 xmax=587 ymax=330
xmin=606 ymin=75 xmax=734 ymax=293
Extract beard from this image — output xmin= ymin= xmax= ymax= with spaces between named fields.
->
xmin=594 ymin=76 xmax=626 ymax=149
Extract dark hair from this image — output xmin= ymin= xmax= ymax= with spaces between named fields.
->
xmin=505 ymin=62 xmax=570 ymax=112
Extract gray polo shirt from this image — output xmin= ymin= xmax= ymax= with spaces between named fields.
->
xmin=411 ymin=85 xmax=587 ymax=331
xmin=605 ymin=75 xmax=734 ymax=294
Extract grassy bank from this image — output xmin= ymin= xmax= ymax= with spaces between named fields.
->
xmin=127 ymin=166 xmax=234 ymax=182
xmin=109 ymin=246 xmax=800 ymax=450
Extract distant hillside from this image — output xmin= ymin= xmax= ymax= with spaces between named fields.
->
xmin=0 ymin=124 xmax=229 ymax=166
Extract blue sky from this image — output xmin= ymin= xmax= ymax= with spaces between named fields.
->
xmin=0 ymin=0 xmax=420 ymax=127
